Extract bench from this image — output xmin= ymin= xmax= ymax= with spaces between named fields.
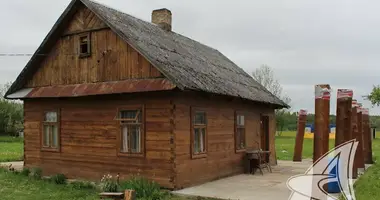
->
xmin=99 ymin=190 xmax=136 ymax=200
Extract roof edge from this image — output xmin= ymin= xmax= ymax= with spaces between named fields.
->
xmin=5 ymin=0 xmax=81 ymax=97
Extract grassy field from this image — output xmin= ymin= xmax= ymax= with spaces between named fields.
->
xmin=0 ymin=136 xmax=23 ymax=162
xmin=275 ymin=131 xmax=336 ymax=160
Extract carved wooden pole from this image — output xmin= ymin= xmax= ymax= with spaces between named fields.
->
xmin=313 ymin=84 xmax=331 ymax=163
xmin=351 ymin=100 xmax=359 ymax=178
xmin=335 ymin=89 xmax=353 ymax=146
xmin=293 ymin=109 xmax=308 ymax=162
xmin=362 ymin=108 xmax=371 ymax=164
xmin=356 ymin=103 xmax=365 ymax=170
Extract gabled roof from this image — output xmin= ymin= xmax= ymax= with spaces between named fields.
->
xmin=5 ymin=0 xmax=287 ymax=108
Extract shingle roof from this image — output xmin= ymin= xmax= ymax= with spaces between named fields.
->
xmin=6 ymin=0 xmax=287 ymax=108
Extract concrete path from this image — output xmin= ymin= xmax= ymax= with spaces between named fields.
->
xmin=0 ymin=161 xmax=24 ymax=171
xmin=173 ymin=160 xmax=313 ymax=200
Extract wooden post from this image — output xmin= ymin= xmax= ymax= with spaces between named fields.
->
xmin=293 ymin=109 xmax=308 ymax=162
xmin=313 ymin=84 xmax=331 ymax=163
xmin=362 ymin=108 xmax=371 ymax=164
xmin=356 ymin=104 xmax=365 ymax=170
xmin=124 ymin=190 xmax=136 ymax=200
xmin=335 ymin=89 xmax=353 ymax=146
xmin=365 ymin=108 xmax=374 ymax=164
xmin=351 ymin=100 xmax=359 ymax=178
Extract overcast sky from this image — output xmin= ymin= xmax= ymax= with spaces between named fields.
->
xmin=1 ymin=0 xmax=379 ymax=114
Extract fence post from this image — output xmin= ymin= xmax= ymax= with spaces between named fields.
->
xmin=293 ymin=109 xmax=307 ymax=162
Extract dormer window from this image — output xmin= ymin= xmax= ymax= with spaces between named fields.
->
xmin=79 ymin=33 xmax=91 ymax=58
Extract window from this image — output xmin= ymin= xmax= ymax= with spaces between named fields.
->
xmin=118 ymin=109 xmax=143 ymax=155
xmin=192 ymin=110 xmax=207 ymax=158
xmin=79 ymin=33 xmax=91 ymax=58
xmin=235 ymin=113 xmax=246 ymax=151
xmin=42 ymin=111 xmax=59 ymax=150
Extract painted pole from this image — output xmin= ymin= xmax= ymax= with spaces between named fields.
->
xmin=351 ymin=100 xmax=359 ymax=179
xmin=362 ymin=108 xmax=373 ymax=164
xmin=313 ymin=84 xmax=331 ymax=163
xmin=356 ymin=104 xmax=365 ymax=170
xmin=293 ymin=109 xmax=308 ymax=162
xmin=335 ymin=89 xmax=353 ymax=146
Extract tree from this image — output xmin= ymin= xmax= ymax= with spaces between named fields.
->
xmin=252 ymin=65 xmax=291 ymax=135
xmin=0 ymin=82 xmax=23 ymax=136
xmin=366 ymin=85 xmax=380 ymax=106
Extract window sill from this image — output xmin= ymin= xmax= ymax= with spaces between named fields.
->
xmin=235 ymin=149 xmax=246 ymax=154
xmin=79 ymin=53 xmax=91 ymax=58
xmin=191 ymin=153 xmax=207 ymax=159
xmin=117 ymin=152 xmax=144 ymax=158
xmin=41 ymin=148 xmax=60 ymax=152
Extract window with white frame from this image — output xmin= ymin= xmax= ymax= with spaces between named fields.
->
xmin=192 ymin=111 xmax=207 ymax=155
xmin=42 ymin=111 xmax=59 ymax=150
xmin=119 ymin=109 xmax=143 ymax=154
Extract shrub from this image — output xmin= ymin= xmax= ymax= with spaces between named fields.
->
xmin=51 ymin=174 xmax=67 ymax=184
xmin=119 ymin=176 xmax=167 ymax=200
xmin=30 ymin=168 xmax=42 ymax=179
xmin=20 ymin=168 xmax=30 ymax=176
xmin=70 ymin=180 xmax=96 ymax=190
xmin=100 ymin=174 xmax=119 ymax=192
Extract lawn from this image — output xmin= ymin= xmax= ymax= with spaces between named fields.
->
xmin=275 ymin=131 xmax=335 ymax=160
xmin=0 ymin=136 xmax=23 ymax=162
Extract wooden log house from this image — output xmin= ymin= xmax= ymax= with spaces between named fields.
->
xmin=5 ymin=0 xmax=287 ymax=189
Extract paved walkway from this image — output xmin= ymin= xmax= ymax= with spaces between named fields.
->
xmin=0 ymin=161 xmax=24 ymax=171
xmin=173 ymin=160 xmax=313 ymax=200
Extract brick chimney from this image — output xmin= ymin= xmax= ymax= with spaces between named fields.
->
xmin=152 ymin=8 xmax=172 ymax=31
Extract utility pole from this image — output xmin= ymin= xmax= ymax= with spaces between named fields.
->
xmin=313 ymin=84 xmax=331 ymax=163
xmin=335 ymin=89 xmax=353 ymax=146
xmin=293 ymin=109 xmax=307 ymax=162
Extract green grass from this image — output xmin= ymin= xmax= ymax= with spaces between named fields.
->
xmin=275 ymin=131 xmax=335 ymax=160
xmin=0 ymin=169 xmax=98 ymax=200
xmin=352 ymin=137 xmax=380 ymax=200
xmin=0 ymin=136 xmax=23 ymax=162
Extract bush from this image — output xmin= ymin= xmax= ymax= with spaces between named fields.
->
xmin=30 ymin=168 xmax=42 ymax=180
xmin=119 ymin=176 xmax=167 ymax=200
xmin=51 ymin=174 xmax=67 ymax=185
xmin=20 ymin=168 xmax=30 ymax=176
xmin=100 ymin=174 xmax=119 ymax=192
xmin=70 ymin=180 xmax=97 ymax=190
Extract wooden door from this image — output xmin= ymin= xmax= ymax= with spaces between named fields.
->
xmin=260 ymin=115 xmax=270 ymax=162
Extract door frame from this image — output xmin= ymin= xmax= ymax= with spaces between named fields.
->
xmin=260 ymin=115 xmax=270 ymax=162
